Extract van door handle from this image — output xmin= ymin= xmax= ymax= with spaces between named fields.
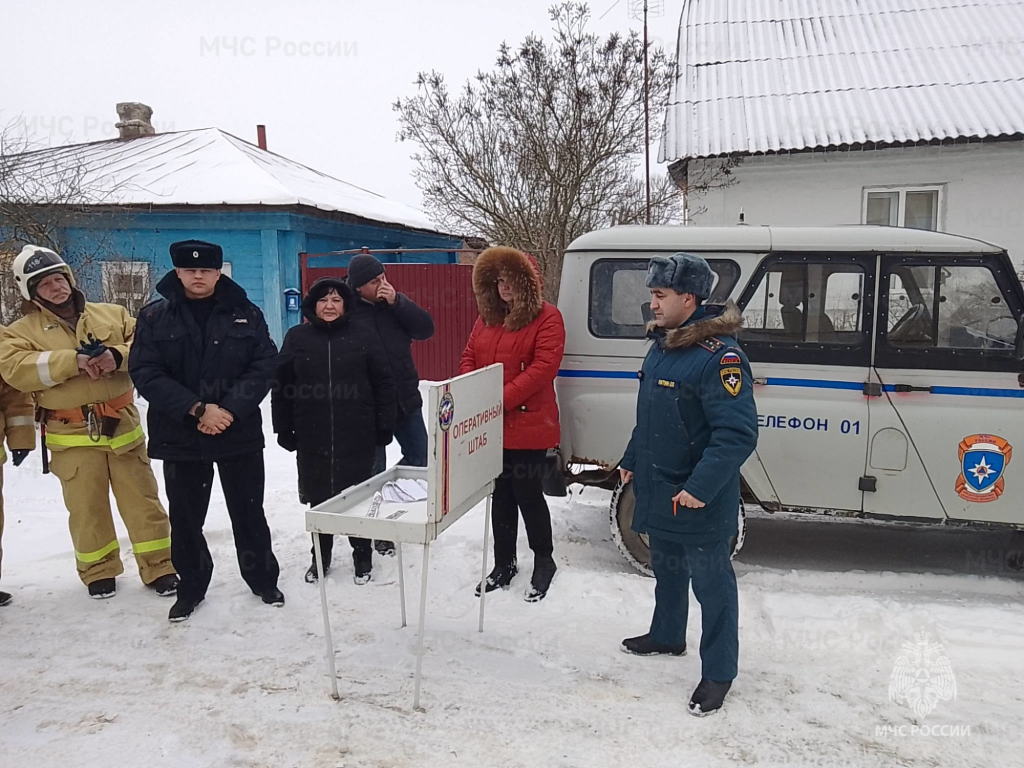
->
xmin=893 ymin=384 xmax=933 ymax=393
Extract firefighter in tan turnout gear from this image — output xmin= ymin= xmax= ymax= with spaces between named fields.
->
xmin=0 ymin=367 xmax=36 ymax=607
xmin=0 ymin=245 xmax=178 ymax=599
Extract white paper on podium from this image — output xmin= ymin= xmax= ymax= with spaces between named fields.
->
xmin=382 ymin=478 xmax=428 ymax=502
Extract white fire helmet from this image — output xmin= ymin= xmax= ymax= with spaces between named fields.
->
xmin=12 ymin=245 xmax=75 ymax=300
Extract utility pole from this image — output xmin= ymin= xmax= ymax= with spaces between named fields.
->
xmin=630 ymin=0 xmax=664 ymax=224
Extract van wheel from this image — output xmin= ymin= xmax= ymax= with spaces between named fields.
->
xmin=610 ymin=479 xmax=747 ymax=574
xmin=730 ymin=500 xmax=747 ymax=560
xmin=609 ymin=479 xmax=653 ymax=577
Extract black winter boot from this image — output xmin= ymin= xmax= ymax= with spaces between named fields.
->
xmin=168 ymin=596 xmax=203 ymax=622
xmin=524 ymin=556 xmax=557 ymax=602
xmin=254 ymin=587 xmax=285 ymax=606
xmin=305 ymin=553 xmax=332 ymax=583
xmin=621 ymin=633 xmax=687 ymax=656
xmin=88 ymin=578 xmax=116 ymax=599
xmin=374 ymin=540 xmax=396 ymax=557
xmin=149 ymin=573 xmax=179 ymax=597
xmin=475 ymin=560 xmax=518 ymax=596
xmin=0 ymin=590 xmax=11 ymax=607
xmin=688 ymin=678 xmax=732 ymax=716
xmin=353 ymin=551 xmax=373 ymax=585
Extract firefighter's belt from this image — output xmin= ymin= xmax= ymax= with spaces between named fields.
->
xmin=47 ymin=391 xmax=134 ymax=428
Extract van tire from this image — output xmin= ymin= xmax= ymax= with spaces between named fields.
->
xmin=610 ymin=479 xmax=747 ymax=575
xmin=610 ymin=479 xmax=653 ymax=577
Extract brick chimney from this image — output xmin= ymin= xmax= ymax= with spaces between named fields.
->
xmin=115 ymin=102 xmax=155 ymax=139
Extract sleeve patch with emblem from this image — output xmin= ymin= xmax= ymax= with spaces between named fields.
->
xmin=720 ymin=351 xmax=741 ymax=365
xmin=720 ymin=367 xmax=742 ymax=396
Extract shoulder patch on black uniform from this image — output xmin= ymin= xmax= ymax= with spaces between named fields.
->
xmin=696 ymin=337 xmax=724 ymax=354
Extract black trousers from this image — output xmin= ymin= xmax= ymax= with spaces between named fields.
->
xmin=492 ymin=449 xmax=554 ymax=567
xmin=164 ymin=451 xmax=280 ymax=603
xmin=300 ymin=452 xmax=376 ymax=566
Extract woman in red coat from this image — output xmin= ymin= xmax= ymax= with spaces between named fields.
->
xmin=460 ymin=246 xmax=566 ymax=601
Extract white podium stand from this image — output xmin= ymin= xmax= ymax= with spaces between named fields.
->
xmin=305 ymin=364 xmax=503 ymax=710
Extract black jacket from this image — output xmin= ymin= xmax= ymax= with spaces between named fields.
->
xmin=272 ymin=278 xmax=397 ymax=502
xmin=346 ymin=289 xmax=433 ymax=416
xmin=128 ymin=272 xmax=279 ymax=462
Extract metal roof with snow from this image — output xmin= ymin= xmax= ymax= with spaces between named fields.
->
xmin=7 ymin=128 xmax=438 ymax=232
xmin=660 ymin=0 xmax=1024 ymax=163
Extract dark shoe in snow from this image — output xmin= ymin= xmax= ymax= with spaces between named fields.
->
xmin=353 ymin=552 xmax=373 ymax=585
xmin=1006 ymin=551 xmax=1024 ymax=572
xmin=475 ymin=561 xmax=518 ymax=597
xmin=0 ymin=590 xmax=11 ymax=607
xmin=688 ymin=678 xmax=732 ymax=716
xmin=304 ymin=560 xmax=331 ymax=583
xmin=374 ymin=540 xmax=396 ymax=557
xmin=254 ymin=587 xmax=285 ymax=606
xmin=150 ymin=573 xmax=179 ymax=597
xmin=524 ymin=557 xmax=557 ymax=602
xmin=168 ymin=596 xmax=203 ymax=622
xmin=621 ymin=633 xmax=687 ymax=657
xmin=88 ymin=578 xmax=116 ymax=599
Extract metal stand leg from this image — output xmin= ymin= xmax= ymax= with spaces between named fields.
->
xmin=412 ymin=541 xmax=431 ymax=711
xmin=314 ymin=533 xmax=340 ymax=700
xmin=478 ymin=492 xmax=492 ymax=633
xmin=397 ymin=543 xmax=407 ymax=628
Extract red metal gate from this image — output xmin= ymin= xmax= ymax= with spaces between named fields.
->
xmin=300 ymin=258 xmax=478 ymax=381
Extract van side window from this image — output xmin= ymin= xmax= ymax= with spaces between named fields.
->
xmin=736 ymin=254 xmax=874 ymax=366
xmin=589 ymin=258 xmax=740 ymax=338
xmin=878 ymin=256 xmax=1023 ymax=371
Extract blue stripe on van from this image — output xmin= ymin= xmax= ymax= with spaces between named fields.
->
xmin=763 ymin=378 xmax=864 ymax=391
xmin=928 ymin=386 xmax=1024 ymax=398
xmin=557 ymin=371 xmax=1024 ymax=398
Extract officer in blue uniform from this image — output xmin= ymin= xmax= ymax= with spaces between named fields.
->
xmin=619 ymin=252 xmax=758 ymax=716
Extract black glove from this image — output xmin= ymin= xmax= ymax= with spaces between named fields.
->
xmin=276 ymin=432 xmax=297 ymax=453
xmin=11 ymin=449 xmax=31 ymax=467
xmin=76 ymin=333 xmax=109 ymax=359
xmin=376 ymin=430 xmax=393 ymax=447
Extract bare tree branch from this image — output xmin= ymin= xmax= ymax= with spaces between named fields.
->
xmin=395 ymin=2 xmax=735 ymax=301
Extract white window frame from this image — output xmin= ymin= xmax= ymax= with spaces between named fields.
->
xmin=101 ymin=260 xmax=151 ymax=305
xmin=861 ymin=185 xmax=945 ymax=231
xmin=221 ymin=261 xmax=232 ymax=279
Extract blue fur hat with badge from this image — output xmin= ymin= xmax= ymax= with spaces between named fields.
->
xmin=645 ymin=252 xmax=715 ymax=299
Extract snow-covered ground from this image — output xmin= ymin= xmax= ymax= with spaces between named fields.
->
xmin=2 ymin=400 xmax=1023 ymax=768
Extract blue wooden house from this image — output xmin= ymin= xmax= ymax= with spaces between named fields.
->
xmin=5 ymin=128 xmax=462 ymax=341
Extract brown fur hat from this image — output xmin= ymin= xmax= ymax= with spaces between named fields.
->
xmin=472 ymin=246 xmax=544 ymax=331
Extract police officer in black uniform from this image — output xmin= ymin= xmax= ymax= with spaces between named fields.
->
xmin=129 ymin=240 xmax=283 ymax=623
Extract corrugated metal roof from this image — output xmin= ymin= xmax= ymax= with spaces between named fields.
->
xmin=5 ymin=128 xmax=438 ymax=231
xmin=660 ymin=0 xmax=1024 ymax=162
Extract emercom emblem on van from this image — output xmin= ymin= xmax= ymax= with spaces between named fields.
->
xmin=956 ymin=434 xmax=1012 ymax=503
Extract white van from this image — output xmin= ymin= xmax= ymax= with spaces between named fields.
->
xmin=554 ymin=225 xmax=1024 ymax=573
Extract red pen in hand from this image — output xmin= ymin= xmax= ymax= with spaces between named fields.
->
xmin=673 ymin=497 xmax=678 ymax=516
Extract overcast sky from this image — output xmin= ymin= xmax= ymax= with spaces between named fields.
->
xmin=4 ymin=0 xmax=683 ymax=218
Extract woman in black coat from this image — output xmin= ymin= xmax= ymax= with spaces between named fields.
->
xmin=272 ymin=277 xmax=397 ymax=584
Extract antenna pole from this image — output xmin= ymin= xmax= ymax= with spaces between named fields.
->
xmin=643 ymin=0 xmax=651 ymax=225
